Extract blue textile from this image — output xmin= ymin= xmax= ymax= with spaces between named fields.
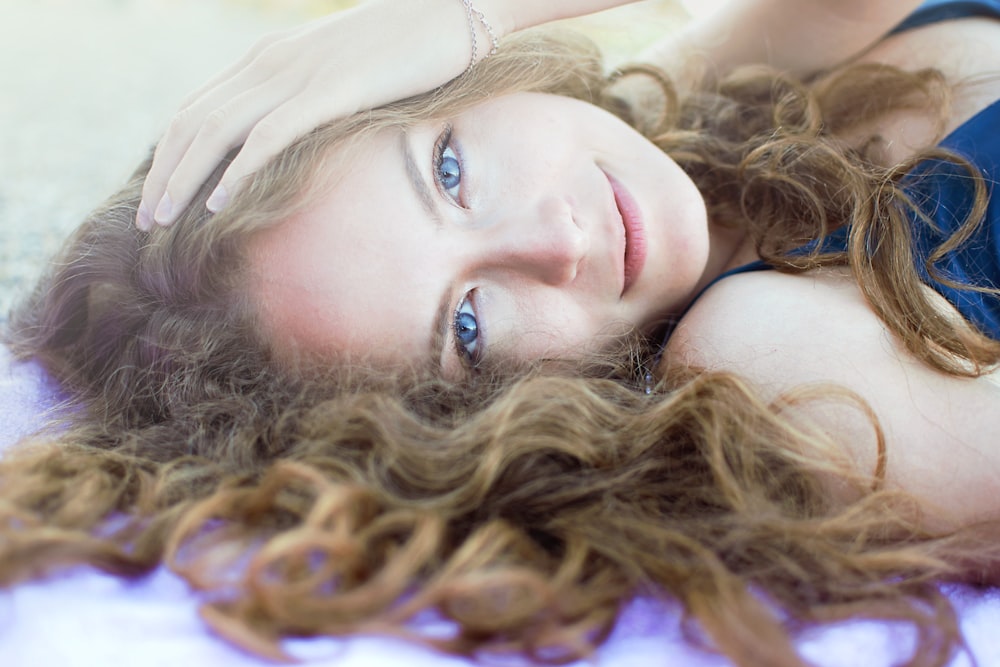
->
xmin=892 ymin=0 xmax=1000 ymax=33
xmin=690 ymin=0 xmax=1000 ymax=338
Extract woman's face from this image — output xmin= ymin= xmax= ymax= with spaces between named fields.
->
xmin=250 ymin=92 xmax=710 ymax=378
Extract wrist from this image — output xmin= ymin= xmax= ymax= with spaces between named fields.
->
xmin=474 ymin=0 xmax=516 ymax=38
xmin=457 ymin=0 xmax=501 ymax=71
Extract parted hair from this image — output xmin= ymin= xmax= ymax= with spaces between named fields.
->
xmin=3 ymin=29 xmax=1000 ymax=667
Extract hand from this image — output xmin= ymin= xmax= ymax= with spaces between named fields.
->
xmin=137 ymin=0 xmax=509 ymax=230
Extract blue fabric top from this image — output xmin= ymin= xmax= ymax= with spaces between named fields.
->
xmin=693 ymin=0 xmax=1000 ymax=338
xmin=892 ymin=0 xmax=1000 ymax=33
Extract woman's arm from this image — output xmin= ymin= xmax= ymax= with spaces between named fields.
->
xmin=137 ymin=0 xmax=638 ymax=229
xmin=139 ymin=0 xmax=924 ymax=229
xmin=640 ymin=0 xmax=924 ymax=91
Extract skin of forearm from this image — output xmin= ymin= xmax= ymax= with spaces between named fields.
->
xmin=641 ymin=0 xmax=925 ymax=86
xmin=476 ymin=0 xmax=643 ymax=35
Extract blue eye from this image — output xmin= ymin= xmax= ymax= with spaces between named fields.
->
xmin=453 ymin=293 xmax=481 ymax=366
xmin=434 ymin=125 xmax=462 ymax=203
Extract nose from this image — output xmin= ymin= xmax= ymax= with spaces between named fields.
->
xmin=471 ymin=196 xmax=589 ymax=286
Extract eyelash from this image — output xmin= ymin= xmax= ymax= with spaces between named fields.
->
xmin=433 ymin=124 xmax=464 ymax=206
xmin=453 ymin=290 xmax=484 ymax=369
xmin=434 ymin=124 xmax=480 ymax=368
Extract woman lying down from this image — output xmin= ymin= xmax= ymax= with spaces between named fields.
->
xmin=4 ymin=0 xmax=1000 ymax=665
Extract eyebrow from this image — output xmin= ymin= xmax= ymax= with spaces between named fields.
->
xmin=398 ymin=130 xmax=453 ymax=369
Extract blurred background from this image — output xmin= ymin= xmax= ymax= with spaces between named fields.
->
xmin=0 ymin=0 xmax=698 ymax=321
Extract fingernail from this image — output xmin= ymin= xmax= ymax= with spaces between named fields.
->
xmin=206 ymin=184 xmax=229 ymax=213
xmin=136 ymin=200 xmax=153 ymax=231
xmin=153 ymin=193 xmax=173 ymax=225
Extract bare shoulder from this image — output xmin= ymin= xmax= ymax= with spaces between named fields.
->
xmin=664 ymin=268 xmax=887 ymax=390
xmin=662 ymin=269 xmax=1000 ymax=527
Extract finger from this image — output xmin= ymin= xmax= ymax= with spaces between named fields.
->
xmin=139 ymin=92 xmax=242 ymax=229
xmin=142 ymin=43 xmax=311 ymax=227
xmin=138 ymin=104 xmax=202 ymax=230
xmin=174 ymin=28 xmax=294 ymax=111
xmin=206 ymin=95 xmax=344 ymax=213
xmin=136 ymin=31 xmax=300 ymax=229
xmin=151 ymin=82 xmax=302 ymax=227
xmin=140 ymin=80 xmax=277 ymax=227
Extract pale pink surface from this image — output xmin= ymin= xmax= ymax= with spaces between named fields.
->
xmin=1 ymin=346 xmax=998 ymax=667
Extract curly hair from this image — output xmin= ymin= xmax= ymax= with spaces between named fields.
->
xmin=3 ymin=29 xmax=999 ymax=667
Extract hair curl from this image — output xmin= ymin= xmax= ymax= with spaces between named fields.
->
xmin=4 ymin=29 xmax=1000 ymax=667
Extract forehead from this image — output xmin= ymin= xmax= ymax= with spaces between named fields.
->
xmin=246 ymin=125 xmax=444 ymax=369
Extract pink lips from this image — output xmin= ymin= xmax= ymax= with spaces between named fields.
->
xmin=606 ymin=172 xmax=647 ymax=296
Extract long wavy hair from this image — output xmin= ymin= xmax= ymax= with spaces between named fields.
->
xmin=4 ymin=29 xmax=1000 ymax=667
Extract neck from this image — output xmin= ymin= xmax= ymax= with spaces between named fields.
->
xmin=669 ymin=220 xmax=752 ymax=317
xmin=697 ymin=220 xmax=755 ymax=290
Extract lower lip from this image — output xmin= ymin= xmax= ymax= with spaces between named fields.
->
xmin=606 ymin=172 xmax=647 ymax=296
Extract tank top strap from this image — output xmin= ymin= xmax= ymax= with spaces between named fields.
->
xmin=891 ymin=0 xmax=1000 ymax=34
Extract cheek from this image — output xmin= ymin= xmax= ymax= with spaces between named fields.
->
xmin=482 ymin=115 xmax=582 ymax=190
xmin=500 ymin=296 xmax=622 ymax=363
